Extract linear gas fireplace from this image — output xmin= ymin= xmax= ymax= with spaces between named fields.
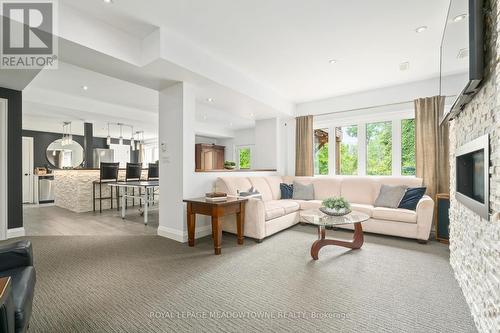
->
xmin=455 ymin=134 xmax=490 ymax=219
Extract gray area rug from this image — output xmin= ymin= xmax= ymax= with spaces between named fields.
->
xmin=22 ymin=225 xmax=476 ymax=333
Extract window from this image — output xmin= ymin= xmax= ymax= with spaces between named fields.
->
xmin=401 ymin=119 xmax=416 ymax=175
xmin=314 ymin=128 xmax=329 ymax=175
xmin=238 ymin=147 xmax=251 ymax=169
xmin=336 ymin=126 xmax=358 ymax=175
xmin=366 ymin=121 xmax=392 ymax=175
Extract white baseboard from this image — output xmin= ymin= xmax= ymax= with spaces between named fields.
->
xmin=157 ymin=224 xmax=212 ymax=243
xmin=7 ymin=227 xmax=26 ymax=239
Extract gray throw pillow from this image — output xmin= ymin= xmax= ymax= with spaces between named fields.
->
xmin=292 ymin=181 xmax=314 ymax=200
xmin=374 ymin=185 xmax=408 ymax=208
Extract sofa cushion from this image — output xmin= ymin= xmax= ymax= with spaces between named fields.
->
xmin=374 ymin=185 xmax=407 ymax=208
xmin=248 ymin=177 xmax=274 ymax=201
xmin=350 ymin=203 xmax=374 ymax=217
xmin=341 ymin=177 xmax=379 ymax=205
xmin=292 ymin=181 xmax=314 ymax=200
xmin=398 ymin=187 xmax=427 ymax=211
xmin=372 ymin=207 xmax=417 ymax=223
xmin=293 ymin=200 xmax=322 ymax=210
xmin=312 ymin=177 xmax=342 ymax=200
xmin=280 ymin=183 xmax=293 ymax=199
xmin=264 ymin=176 xmax=283 ymax=200
xmin=264 ymin=200 xmax=300 ymax=221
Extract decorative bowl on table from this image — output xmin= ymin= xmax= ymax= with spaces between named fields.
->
xmin=319 ymin=207 xmax=352 ymax=216
xmin=321 ymin=197 xmax=351 ymax=216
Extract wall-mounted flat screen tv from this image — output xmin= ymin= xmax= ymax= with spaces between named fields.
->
xmin=440 ymin=0 xmax=484 ymax=124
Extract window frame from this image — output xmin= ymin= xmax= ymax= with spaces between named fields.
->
xmin=313 ymin=110 xmax=414 ymax=177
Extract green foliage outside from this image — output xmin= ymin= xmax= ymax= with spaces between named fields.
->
xmin=401 ymin=119 xmax=416 ymax=175
xmin=315 ymin=142 xmax=329 ymax=175
xmin=366 ymin=122 xmax=392 ymax=175
xmin=239 ymin=148 xmax=251 ymax=169
xmin=339 ymin=126 xmax=358 ymax=175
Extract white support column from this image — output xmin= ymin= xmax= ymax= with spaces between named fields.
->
xmin=0 ymin=98 xmax=7 ymax=241
xmin=392 ymin=120 xmax=402 ymax=176
xmin=157 ymin=82 xmax=196 ymax=242
xmin=358 ymin=123 xmax=367 ymax=176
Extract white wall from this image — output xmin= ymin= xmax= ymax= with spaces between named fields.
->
xmin=254 ymin=118 xmax=278 ymax=170
xmin=296 ymin=74 xmax=467 ymax=117
xmin=195 ymin=135 xmax=218 ymax=144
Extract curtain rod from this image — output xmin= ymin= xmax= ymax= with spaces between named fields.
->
xmin=313 ymin=95 xmax=456 ymax=118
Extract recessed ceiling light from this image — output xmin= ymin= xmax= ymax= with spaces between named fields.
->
xmin=229 ymin=122 xmax=233 ymax=127
xmin=328 ymin=59 xmax=337 ymax=64
xmin=249 ymin=113 xmax=255 ymax=118
xmin=415 ymin=26 xmax=427 ymax=33
xmin=202 ymin=114 xmax=207 ymax=120
xmin=81 ymin=85 xmax=88 ymax=91
xmin=453 ymin=14 xmax=467 ymax=22
xmin=399 ymin=62 xmax=410 ymax=71
xmin=103 ymin=0 xmax=114 ymax=4
xmin=206 ymin=98 xmax=214 ymax=103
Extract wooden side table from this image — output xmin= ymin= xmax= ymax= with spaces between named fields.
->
xmin=183 ymin=197 xmax=248 ymax=255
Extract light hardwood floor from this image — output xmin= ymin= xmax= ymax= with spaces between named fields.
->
xmin=24 ymin=204 xmax=158 ymax=236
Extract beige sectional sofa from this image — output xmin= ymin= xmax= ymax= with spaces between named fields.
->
xmin=215 ymin=176 xmax=435 ymax=243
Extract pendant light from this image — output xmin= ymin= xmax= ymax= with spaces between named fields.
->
xmin=67 ymin=122 xmax=73 ymax=145
xmin=106 ymin=123 xmax=111 ymax=146
xmin=130 ymin=126 xmax=135 ymax=151
xmin=118 ymin=123 xmax=123 ymax=145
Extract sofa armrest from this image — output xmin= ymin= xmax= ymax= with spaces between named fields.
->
xmin=244 ymin=198 xmax=266 ymax=240
xmin=0 ymin=241 xmax=33 ymax=272
xmin=416 ymin=195 xmax=435 ymax=241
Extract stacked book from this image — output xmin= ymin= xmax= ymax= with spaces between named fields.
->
xmin=205 ymin=192 xmax=228 ymax=202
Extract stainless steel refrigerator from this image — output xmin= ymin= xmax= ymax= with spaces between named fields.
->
xmin=93 ymin=148 xmax=114 ymax=168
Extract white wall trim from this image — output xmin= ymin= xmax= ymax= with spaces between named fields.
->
xmin=7 ymin=228 xmax=25 ymax=239
xmin=0 ymin=98 xmax=7 ymax=241
xmin=157 ymin=224 xmax=212 ymax=243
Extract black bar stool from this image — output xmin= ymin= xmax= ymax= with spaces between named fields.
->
xmin=125 ymin=162 xmax=143 ymax=208
xmin=147 ymin=163 xmax=159 ymax=180
xmin=147 ymin=163 xmax=159 ymax=204
xmin=93 ymin=162 xmax=119 ymax=213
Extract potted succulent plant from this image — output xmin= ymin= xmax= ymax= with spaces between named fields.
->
xmin=320 ymin=197 xmax=351 ymax=216
xmin=224 ymin=161 xmax=236 ymax=170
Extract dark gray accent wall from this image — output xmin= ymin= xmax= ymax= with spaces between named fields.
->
xmin=84 ymin=123 xmax=94 ymax=168
xmin=22 ymin=129 xmax=139 ymax=168
xmin=0 ymin=87 xmax=22 ymax=230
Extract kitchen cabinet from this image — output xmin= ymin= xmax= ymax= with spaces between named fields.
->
xmin=195 ymin=144 xmax=225 ymax=171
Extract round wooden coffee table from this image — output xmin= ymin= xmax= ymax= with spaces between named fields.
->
xmin=301 ymin=210 xmax=369 ymax=260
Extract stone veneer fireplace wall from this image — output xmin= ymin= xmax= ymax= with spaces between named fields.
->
xmin=448 ymin=0 xmax=499 ymax=332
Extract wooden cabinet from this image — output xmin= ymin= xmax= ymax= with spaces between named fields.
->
xmin=195 ymin=144 xmax=225 ymax=171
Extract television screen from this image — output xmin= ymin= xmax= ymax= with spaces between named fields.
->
xmin=440 ymin=0 xmax=483 ymax=123
xmin=456 ymin=149 xmax=485 ymax=204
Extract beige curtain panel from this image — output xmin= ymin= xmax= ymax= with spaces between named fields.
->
xmin=414 ymin=96 xmax=450 ymax=200
xmin=295 ymin=115 xmax=314 ymax=176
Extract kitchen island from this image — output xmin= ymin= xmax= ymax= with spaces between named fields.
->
xmin=53 ymin=169 xmax=148 ymax=213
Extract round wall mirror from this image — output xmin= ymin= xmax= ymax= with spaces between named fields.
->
xmin=46 ymin=139 xmax=84 ymax=169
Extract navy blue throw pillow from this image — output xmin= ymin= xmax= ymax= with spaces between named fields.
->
xmin=398 ymin=187 xmax=427 ymax=210
xmin=280 ymin=183 xmax=294 ymax=199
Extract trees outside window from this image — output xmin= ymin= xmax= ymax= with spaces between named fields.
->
xmin=238 ymin=148 xmax=251 ymax=169
xmin=401 ymin=119 xmax=416 ymax=175
xmin=314 ymin=129 xmax=329 ymax=175
xmin=366 ymin=121 xmax=392 ymax=175
xmin=336 ymin=126 xmax=358 ymax=175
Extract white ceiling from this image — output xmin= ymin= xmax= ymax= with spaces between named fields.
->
xmin=23 ymin=62 xmax=255 ymax=138
xmin=61 ymin=0 xmax=453 ymax=103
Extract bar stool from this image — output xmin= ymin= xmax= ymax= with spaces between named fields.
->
xmin=93 ymin=162 xmax=119 ymax=213
xmin=147 ymin=163 xmax=159 ymax=204
xmin=125 ymin=162 xmax=143 ymax=208
xmin=147 ymin=163 xmax=159 ymax=180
